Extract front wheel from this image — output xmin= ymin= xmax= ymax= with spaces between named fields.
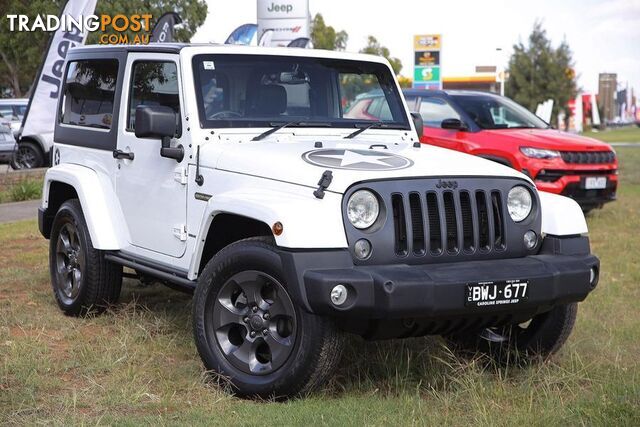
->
xmin=447 ymin=303 xmax=578 ymax=363
xmin=193 ymin=237 xmax=344 ymax=399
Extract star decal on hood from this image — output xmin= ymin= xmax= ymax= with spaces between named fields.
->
xmin=302 ymin=149 xmax=414 ymax=171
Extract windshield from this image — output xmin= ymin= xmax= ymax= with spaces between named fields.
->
xmin=192 ymin=54 xmax=410 ymax=130
xmin=450 ymin=94 xmax=549 ymax=130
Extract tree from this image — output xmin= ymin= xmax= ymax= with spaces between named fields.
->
xmin=506 ymin=22 xmax=577 ymax=124
xmin=0 ymin=0 xmax=207 ymax=97
xmin=359 ymin=36 xmax=402 ymax=75
xmin=310 ymin=13 xmax=347 ymax=51
xmin=0 ymin=0 xmax=65 ymax=97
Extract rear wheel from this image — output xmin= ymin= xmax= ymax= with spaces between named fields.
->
xmin=49 ymin=199 xmax=122 ymax=316
xmin=11 ymin=141 xmax=44 ymax=169
xmin=447 ymin=303 xmax=578 ymax=363
xmin=193 ymin=237 xmax=344 ymax=399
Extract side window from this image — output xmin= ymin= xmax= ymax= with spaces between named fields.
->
xmin=0 ymin=106 xmax=14 ymax=119
xmin=419 ymin=97 xmax=460 ymax=128
xmin=128 ymin=61 xmax=180 ymax=130
xmin=61 ymin=59 xmax=118 ymax=129
xmin=15 ymin=105 xmax=27 ymax=120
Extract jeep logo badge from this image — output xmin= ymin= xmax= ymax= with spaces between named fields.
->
xmin=302 ymin=149 xmax=414 ymax=171
xmin=436 ymin=179 xmax=458 ymax=189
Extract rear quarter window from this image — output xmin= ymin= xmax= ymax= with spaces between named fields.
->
xmin=60 ymin=59 xmax=119 ymax=130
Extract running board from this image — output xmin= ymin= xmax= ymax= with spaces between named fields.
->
xmin=104 ymin=253 xmax=196 ymax=295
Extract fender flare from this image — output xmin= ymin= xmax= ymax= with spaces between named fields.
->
xmin=539 ymin=191 xmax=588 ymax=236
xmin=43 ymin=164 xmax=129 ymax=249
xmin=188 ymin=187 xmax=347 ymax=279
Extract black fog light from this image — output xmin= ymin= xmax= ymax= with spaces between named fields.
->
xmin=354 ymin=239 xmax=372 ymax=260
xmin=524 ymin=230 xmax=537 ymax=250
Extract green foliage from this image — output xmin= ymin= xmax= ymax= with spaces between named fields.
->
xmin=506 ymin=22 xmax=577 ymax=124
xmin=0 ymin=0 xmax=65 ymax=97
xmin=359 ymin=36 xmax=402 ymax=75
xmin=310 ymin=13 xmax=348 ymax=51
xmin=0 ymin=0 xmax=207 ymax=97
xmin=0 ymin=177 xmax=42 ymax=203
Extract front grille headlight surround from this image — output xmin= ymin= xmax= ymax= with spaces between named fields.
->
xmin=347 ymin=189 xmax=380 ymax=229
xmin=507 ymin=185 xmax=533 ymax=222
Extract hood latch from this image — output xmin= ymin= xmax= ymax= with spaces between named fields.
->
xmin=313 ymin=170 xmax=333 ymax=199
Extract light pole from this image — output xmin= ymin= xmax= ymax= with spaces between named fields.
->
xmin=496 ymin=47 xmax=505 ymax=96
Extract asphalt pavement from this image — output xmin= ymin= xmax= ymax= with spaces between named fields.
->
xmin=0 ymin=199 xmax=40 ymax=223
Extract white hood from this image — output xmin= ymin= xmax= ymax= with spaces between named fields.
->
xmin=211 ymin=136 xmax=528 ymax=194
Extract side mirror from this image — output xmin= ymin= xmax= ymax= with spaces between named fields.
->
xmin=441 ymin=118 xmax=468 ymax=131
xmin=135 ymin=105 xmax=183 ymax=162
xmin=410 ymin=112 xmax=424 ymax=139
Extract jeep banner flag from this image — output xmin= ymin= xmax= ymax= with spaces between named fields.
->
xmin=19 ymin=0 xmax=97 ymax=142
xmin=150 ymin=12 xmax=182 ymax=43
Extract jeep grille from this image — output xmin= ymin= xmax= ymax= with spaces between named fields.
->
xmin=392 ymin=189 xmax=505 ymax=256
xmin=560 ymin=151 xmax=615 ymax=164
xmin=342 ymin=177 xmax=541 ymax=265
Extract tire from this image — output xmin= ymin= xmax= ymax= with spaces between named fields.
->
xmin=11 ymin=141 xmax=44 ymax=169
xmin=447 ymin=303 xmax=578 ymax=363
xmin=49 ymin=199 xmax=122 ymax=316
xmin=193 ymin=237 xmax=344 ymax=399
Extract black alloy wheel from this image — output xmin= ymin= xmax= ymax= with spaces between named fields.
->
xmin=54 ymin=222 xmax=85 ymax=306
xmin=11 ymin=142 xmax=43 ymax=169
xmin=210 ymin=270 xmax=297 ymax=375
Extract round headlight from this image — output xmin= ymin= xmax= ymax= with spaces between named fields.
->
xmin=507 ymin=186 xmax=533 ymax=222
xmin=347 ymin=190 xmax=380 ymax=229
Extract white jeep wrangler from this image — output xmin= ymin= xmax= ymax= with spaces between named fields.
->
xmin=39 ymin=43 xmax=600 ymax=399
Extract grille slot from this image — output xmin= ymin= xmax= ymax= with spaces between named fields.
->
xmin=561 ymin=151 xmax=615 ymax=164
xmin=392 ymin=194 xmax=408 ymax=256
xmin=476 ymin=191 xmax=490 ymax=251
xmin=460 ymin=191 xmax=474 ymax=251
xmin=409 ymin=193 xmax=425 ymax=255
xmin=426 ymin=192 xmax=442 ymax=255
xmin=491 ymin=191 xmax=505 ymax=250
xmin=443 ymin=192 xmax=459 ymax=253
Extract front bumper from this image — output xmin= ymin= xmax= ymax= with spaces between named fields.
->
xmin=281 ymin=236 xmax=598 ymax=321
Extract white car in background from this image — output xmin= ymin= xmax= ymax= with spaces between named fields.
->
xmin=0 ymin=98 xmax=53 ymax=169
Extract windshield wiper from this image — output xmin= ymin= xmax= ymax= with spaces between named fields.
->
xmin=344 ymin=121 xmax=383 ymax=139
xmin=252 ymin=121 xmax=330 ymax=141
xmin=252 ymin=121 xmax=300 ymax=141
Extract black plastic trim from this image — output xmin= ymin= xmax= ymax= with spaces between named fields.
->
xmin=104 ymin=253 xmax=195 ymax=294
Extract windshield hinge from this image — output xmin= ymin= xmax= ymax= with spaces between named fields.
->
xmin=172 ymin=224 xmax=188 ymax=241
xmin=174 ymin=166 xmax=188 ymax=185
xmin=313 ymin=170 xmax=333 ymax=199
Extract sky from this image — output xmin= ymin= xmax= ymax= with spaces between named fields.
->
xmin=192 ymin=0 xmax=640 ymax=95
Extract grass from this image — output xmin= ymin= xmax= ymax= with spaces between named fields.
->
xmin=0 ymin=178 xmax=42 ymax=203
xmin=583 ymin=125 xmax=640 ymax=143
xmin=2 ymin=149 xmax=640 ymax=425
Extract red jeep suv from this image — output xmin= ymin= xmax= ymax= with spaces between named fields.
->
xmin=402 ymin=90 xmax=618 ymax=212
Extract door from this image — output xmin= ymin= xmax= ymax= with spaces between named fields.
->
xmin=417 ymin=96 xmax=466 ymax=150
xmin=115 ymin=53 xmax=187 ymax=258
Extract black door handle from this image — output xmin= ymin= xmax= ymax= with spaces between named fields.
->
xmin=113 ymin=149 xmax=134 ymax=160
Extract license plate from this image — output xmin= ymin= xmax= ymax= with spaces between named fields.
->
xmin=465 ymin=279 xmax=528 ymax=307
xmin=585 ymin=177 xmax=607 ymax=190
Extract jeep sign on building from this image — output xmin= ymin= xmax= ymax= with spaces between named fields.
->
xmin=257 ymin=0 xmax=310 ymax=46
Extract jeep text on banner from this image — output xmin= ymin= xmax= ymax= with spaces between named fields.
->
xmin=19 ymin=0 xmax=97 ymax=142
